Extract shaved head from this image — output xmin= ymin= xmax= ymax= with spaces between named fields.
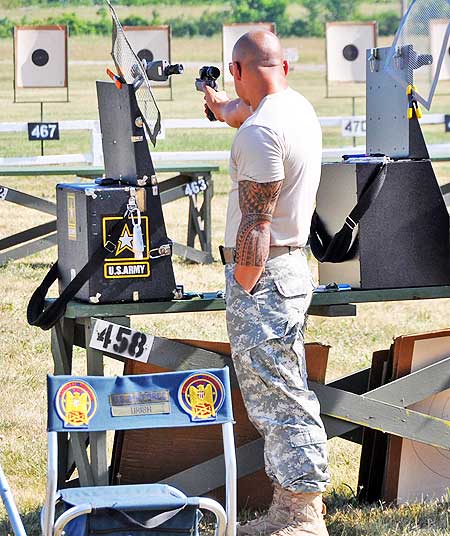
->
xmin=233 ymin=31 xmax=284 ymax=69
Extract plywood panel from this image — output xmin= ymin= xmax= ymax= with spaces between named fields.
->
xmin=112 ymin=339 xmax=329 ymax=508
xmin=383 ymin=330 xmax=450 ymax=503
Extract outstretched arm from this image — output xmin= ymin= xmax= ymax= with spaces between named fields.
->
xmin=202 ymin=85 xmax=252 ymax=127
xmin=234 ymin=179 xmax=283 ymax=292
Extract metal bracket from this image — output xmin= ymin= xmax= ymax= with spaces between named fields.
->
xmin=149 ymin=243 xmax=172 ymax=259
xmin=368 ymin=48 xmax=379 ymax=73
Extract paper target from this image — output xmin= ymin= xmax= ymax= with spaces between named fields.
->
xmin=123 ymin=25 xmax=171 ymax=87
xmin=394 ymin=334 xmax=450 ymax=503
xmin=326 ymin=22 xmax=377 ymax=83
xmin=430 ymin=19 xmax=450 ymax=81
xmin=223 ymin=23 xmax=276 ymax=83
xmin=14 ymin=25 xmax=68 ymax=88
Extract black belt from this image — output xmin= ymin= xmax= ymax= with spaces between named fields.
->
xmin=219 ymin=245 xmax=303 ymax=265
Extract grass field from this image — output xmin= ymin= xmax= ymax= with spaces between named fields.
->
xmin=1 ymin=21 xmax=450 ymax=536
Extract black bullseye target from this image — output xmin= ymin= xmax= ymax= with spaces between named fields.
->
xmin=343 ymin=44 xmax=359 ymax=62
xmin=137 ymin=49 xmax=154 ymax=63
xmin=32 ymin=48 xmax=49 ymax=67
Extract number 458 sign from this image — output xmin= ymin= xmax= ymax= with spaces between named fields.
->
xmin=89 ymin=319 xmax=154 ymax=363
xmin=27 ymin=122 xmax=60 ymax=141
xmin=341 ymin=118 xmax=366 ymax=137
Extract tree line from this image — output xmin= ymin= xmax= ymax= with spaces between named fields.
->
xmin=0 ymin=0 xmax=400 ymax=38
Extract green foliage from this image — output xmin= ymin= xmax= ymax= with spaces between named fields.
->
xmin=360 ymin=10 xmax=400 ymax=36
xmin=0 ymin=0 xmax=401 ymax=38
xmin=323 ymin=0 xmax=363 ymax=22
xmin=230 ymin=0 xmax=287 ymax=25
xmin=0 ymin=0 xmax=225 ymax=5
xmin=0 ymin=17 xmax=13 ymax=38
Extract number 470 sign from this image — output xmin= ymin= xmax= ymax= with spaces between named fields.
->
xmin=341 ymin=118 xmax=366 ymax=138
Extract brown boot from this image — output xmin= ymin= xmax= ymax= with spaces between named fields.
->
xmin=237 ymin=484 xmax=328 ymax=536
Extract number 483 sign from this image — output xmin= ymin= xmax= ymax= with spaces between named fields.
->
xmin=89 ymin=319 xmax=154 ymax=363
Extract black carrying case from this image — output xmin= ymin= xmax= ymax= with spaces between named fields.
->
xmin=56 ymin=182 xmax=176 ymax=304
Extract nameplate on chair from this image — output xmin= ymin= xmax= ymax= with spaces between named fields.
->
xmin=109 ymin=390 xmax=171 ymax=417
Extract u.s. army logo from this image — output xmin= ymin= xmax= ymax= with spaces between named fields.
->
xmin=55 ymin=380 xmax=98 ymax=428
xmin=102 ymin=215 xmax=150 ymax=279
xmin=178 ymin=372 xmax=225 ymax=422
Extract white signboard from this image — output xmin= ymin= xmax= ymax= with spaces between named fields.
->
xmin=326 ymin=22 xmax=377 ymax=83
xmin=14 ymin=25 xmax=68 ymax=88
xmin=341 ymin=117 xmax=367 ymax=137
xmin=90 ymin=319 xmax=154 ymax=363
xmin=223 ymin=22 xmax=275 ymax=83
xmin=430 ymin=19 xmax=450 ymax=81
xmin=123 ymin=25 xmax=171 ymax=87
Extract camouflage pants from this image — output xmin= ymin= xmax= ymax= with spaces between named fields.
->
xmin=225 ymin=251 xmax=329 ymax=493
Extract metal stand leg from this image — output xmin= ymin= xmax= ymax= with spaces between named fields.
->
xmin=186 ymin=173 xmax=213 ymax=264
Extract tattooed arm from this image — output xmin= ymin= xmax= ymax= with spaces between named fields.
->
xmin=234 ymin=179 xmax=283 ymax=292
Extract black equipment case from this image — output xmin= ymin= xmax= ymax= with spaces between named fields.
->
xmin=27 ymin=80 xmax=177 ymax=329
xmin=57 ymin=182 xmax=176 ymax=303
xmin=313 ymin=159 xmax=450 ymax=289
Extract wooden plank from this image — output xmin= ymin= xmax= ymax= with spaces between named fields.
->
xmin=171 ymin=242 xmax=214 ymax=264
xmin=311 ymin=286 xmax=450 ymax=305
xmin=0 ymin=185 xmax=56 ymax=215
xmin=0 ymin=233 xmax=57 ymax=264
xmin=312 ymin=381 xmax=450 ymax=450
xmin=70 ymin=434 xmax=95 ymax=487
xmin=58 ymin=284 xmax=450 ymax=319
xmin=0 ymin=220 xmax=56 ymax=251
xmin=357 ymin=349 xmax=392 ymax=503
xmin=84 ymin=318 xmax=108 ymax=486
xmin=308 ymin=304 xmax=357 ymax=317
xmin=366 ymin=355 xmax=450 ymax=407
xmin=0 ymin=164 xmax=219 ymax=177
xmin=51 ymin=319 xmax=75 ymax=488
xmin=383 ymin=330 xmax=450 ymax=503
xmin=62 ymin=296 xmax=226 ymax=319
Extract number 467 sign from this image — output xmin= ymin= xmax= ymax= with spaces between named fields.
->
xmin=27 ymin=122 xmax=60 ymax=141
xmin=89 ymin=319 xmax=154 ymax=363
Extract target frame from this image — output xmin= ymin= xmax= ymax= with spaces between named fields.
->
xmin=430 ymin=19 xmax=450 ymax=81
xmin=222 ymin=22 xmax=276 ymax=84
xmin=325 ymin=21 xmax=377 ymax=88
xmin=14 ymin=25 xmax=68 ymax=90
xmin=123 ymin=25 xmax=172 ymax=91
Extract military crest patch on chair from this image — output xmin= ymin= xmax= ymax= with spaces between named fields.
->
xmin=43 ymin=368 xmax=236 ymax=536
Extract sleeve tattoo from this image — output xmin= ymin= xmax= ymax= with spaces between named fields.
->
xmin=235 ymin=179 xmax=283 ymax=266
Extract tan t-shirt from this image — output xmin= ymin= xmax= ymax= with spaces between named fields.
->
xmin=224 ymin=87 xmax=322 ymax=248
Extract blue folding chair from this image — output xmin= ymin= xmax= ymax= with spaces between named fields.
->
xmin=43 ymin=368 xmax=236 ymax=536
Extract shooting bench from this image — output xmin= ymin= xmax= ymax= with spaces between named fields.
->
xmin=48 ymin=285 xmax=450 ymax=499
xmin=0 ymin=163 xmax=217 ymax=265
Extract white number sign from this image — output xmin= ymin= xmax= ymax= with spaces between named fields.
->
xmin=90 ymin=319 xmax=154 ymax=363
xmin=341 ymin=118 xmax=366 ymax=137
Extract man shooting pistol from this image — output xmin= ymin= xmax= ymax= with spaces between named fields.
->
xmin=197 ymin=31 xmax=330 ymax=536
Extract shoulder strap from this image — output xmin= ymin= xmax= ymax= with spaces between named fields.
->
xmin=100 ymin=503 xmax=187 ymax=530
xmin=27 ymin=212 xmax=129 ymax=331
xmin=310 ymin=163 xmax=388 ymax=264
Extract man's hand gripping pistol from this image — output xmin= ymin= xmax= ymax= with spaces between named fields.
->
xmin=195 ymin=66 xmax=221 ymax=121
